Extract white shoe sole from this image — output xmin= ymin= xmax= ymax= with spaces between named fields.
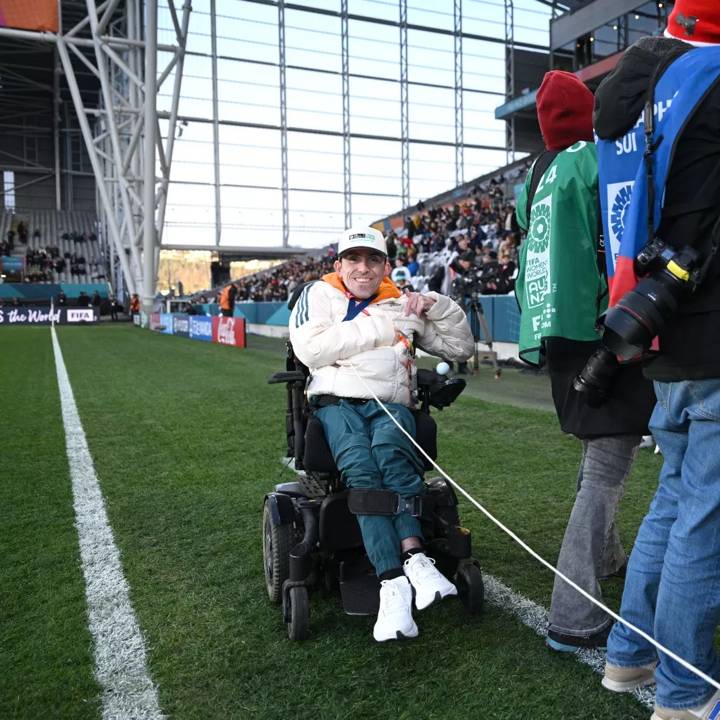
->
xmin=373 ymin=626 xmax=419 ymax=642
xmin=416 ymin=586 xmax=458 ymax=611
xmin=601 ymin=675 xmax=656 ymax=693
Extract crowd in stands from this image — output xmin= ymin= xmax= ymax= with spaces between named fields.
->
xmin=387 ymin=178 xmax=522 ymax=297
xmin=232 ymin=255 xmax=336 ymax=303
xmin=221 ymin=172 xmax=526 ymax=305
xmin=194 ymin=256 xmax=334 ymax=308
xmin=0 ymin=216 xmax=105 ymax=283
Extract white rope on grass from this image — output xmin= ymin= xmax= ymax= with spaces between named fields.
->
xmin=348 ymin=362 xmax=720 ymax=694
xmin=51 ymin=325 xmax=164 ymax=720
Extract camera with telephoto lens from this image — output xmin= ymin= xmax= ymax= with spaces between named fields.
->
xmin=572 ymin=346 xmax=620 ymax=408
xmin=573 ymin=239 xmax=700 ymax=406
xmin=451 ymin=272 xmax=483 ymax=299
xmin=603 ymin=239 xmax=700 ymax=360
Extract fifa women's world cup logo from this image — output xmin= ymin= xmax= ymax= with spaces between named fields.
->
xmin=525 ymin=197 xmax=552 ymax=309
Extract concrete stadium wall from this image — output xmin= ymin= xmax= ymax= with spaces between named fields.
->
xmin=0 ymin=282 xmax=110 ymax=300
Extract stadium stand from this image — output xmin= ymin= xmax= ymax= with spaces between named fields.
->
xmin=0 ymin=211 xmax=105 ymax=285
xmin=200 ymin=162 xmax=530 ymax=306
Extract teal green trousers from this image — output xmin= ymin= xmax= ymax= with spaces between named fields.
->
xmin=315 ymin=399 xmax=424 ymax=576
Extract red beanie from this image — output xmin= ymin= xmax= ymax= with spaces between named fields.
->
xmin=535 ymin=70 xmax=594 ymax=151
xmin=664 ymin=0 xmax=720 ymax=46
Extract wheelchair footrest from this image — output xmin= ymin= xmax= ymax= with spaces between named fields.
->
xmin=339 ymin=560 xmax=380 ymax=616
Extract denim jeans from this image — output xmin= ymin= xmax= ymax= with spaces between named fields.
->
xmin=607 ymin=379 xmax=720 ymax=710
xmin=548 ymin=435 xmax=640 ymax=640
xmin=315 ymin=400 xmax=424 ymax=576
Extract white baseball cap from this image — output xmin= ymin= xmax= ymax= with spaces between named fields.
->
xmin=338 ymin=227 xmax=387 ymax=257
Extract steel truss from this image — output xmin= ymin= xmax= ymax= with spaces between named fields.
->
xmin=454 ymin=0 xmax=464 ymax=188
xmin=341 ymin=0 xmax=351 ymax=230
xmin=504 ymin=0 xmax=516 ymax=164
xmin=399 ymin=0 xmax=409 ymax=211
xmin=0 ymin=0 xmax=190 ymax=309
xmin=278 ymin=0 xmax=289 ymax=247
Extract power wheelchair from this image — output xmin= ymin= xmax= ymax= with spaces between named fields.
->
xmin=264 ymin=327 xmax=484 ymax=641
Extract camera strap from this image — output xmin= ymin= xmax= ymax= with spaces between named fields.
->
xmin=524 ymin=150 xmax=559 ymax=227
xmin=642 ymin=46 xmax=693 ymax=249
xmin=642 ymin=48 xmax=720 ymax=290
xmin=595 ymin=193 xmax=608 ymax=326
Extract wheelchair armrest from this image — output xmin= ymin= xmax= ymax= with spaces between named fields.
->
xmin=416 ymin=368 xmax=466 ymax=410
xmin=268 ymin=370 xmax=306 ymax=385
xmin=428 ymin=378 xmax=465 ymax=409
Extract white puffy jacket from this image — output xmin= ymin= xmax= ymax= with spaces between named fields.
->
xmin=289 ymin=274 xmax=474 ymax=406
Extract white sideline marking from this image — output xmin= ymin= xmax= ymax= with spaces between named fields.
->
xmin=484 ymin=574 xmax=655 ymax=710
xmin=51 ymin=326 xmax=164 ymax=720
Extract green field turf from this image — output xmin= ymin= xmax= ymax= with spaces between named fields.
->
xmin=1 ymin=325 xmax=667 ymax=720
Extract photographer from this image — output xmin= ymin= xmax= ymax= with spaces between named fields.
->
xmin=477 ymin=249 xmax=515 ymax=295
xmin=450 ymin=250 xmax=480 ymax=297
xmin=450 ymin=251 xmax=483 ymax=373
xmin=515 ymin=70 xmax=655 ymax=653
xmin=591 ymin=4 xmax=720 ymax=716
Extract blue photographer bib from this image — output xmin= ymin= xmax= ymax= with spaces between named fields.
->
xmin=597 ymin=46 xmax=720 ymax=303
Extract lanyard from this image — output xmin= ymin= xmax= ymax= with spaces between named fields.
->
xmin=343 ymin=295 xmax=375 ymax=321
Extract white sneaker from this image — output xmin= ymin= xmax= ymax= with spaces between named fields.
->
xmin=652 ymin=689 xmax=720 ymax=719
xmin=403 ymin=552 xmax=458 ymax=610
xmin=639 ymin=435 xmax=655 ymax=449
xmin=373 ymin=576 xmax=418 ymax=642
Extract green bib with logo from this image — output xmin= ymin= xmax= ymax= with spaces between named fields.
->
xmin=515 ymin=141 xmax=606 ymax=366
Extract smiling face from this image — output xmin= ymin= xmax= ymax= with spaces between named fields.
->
xmin=334 ymin=247 xmax=389 ymax=299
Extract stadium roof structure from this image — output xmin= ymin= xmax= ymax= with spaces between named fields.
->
xmin=0 ymin=0 xmax=191 ymax=311
xmin=5 ymin=0 xmax=641 ymax=304
xmin=496 ymin=1 xmax=673 ymax=125
xmin=161 ymin=244 xmax=304 ymax=260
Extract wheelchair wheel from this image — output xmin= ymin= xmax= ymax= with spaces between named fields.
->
xmin=286 ymin=585 xmax=310 ymax=640
xmin=456 ymin=560 xmax=484 ymax=615
xmin=262 ymin=501 xmax=292 ymax=603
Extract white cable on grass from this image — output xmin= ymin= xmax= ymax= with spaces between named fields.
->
xmin=51 ymin=326 xmax=164 ymax=720
xmin=348 ymin=362 xmax=720 ymax=693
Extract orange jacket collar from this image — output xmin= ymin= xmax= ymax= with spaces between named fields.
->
xmin=322 ymin=272 xmax=401 ymax=302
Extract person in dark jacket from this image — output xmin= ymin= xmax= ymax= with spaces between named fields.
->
xmin=594 ymin=3 xmax=720 ymax=717
xmin=516 ymin=70 xmax=655 ymax=653
xmin=109 ymin=295 xmax=120 ymax=321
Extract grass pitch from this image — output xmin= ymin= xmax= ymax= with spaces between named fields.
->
xmin=1 ymin=325 xmax=665 ymax=719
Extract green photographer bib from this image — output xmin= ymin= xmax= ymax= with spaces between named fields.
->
xmin=515 ymin=142 xmax=607 ymax=366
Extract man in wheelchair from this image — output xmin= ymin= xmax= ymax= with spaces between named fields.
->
xmin=288 ymin=227 xmax=474 ymax=642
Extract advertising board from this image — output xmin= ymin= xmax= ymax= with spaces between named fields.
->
xmin=212 ymin=316 xmax=246 ymax=347
xmin=159 ymin=313 xmax=174 ymax=334
xmin=0 ymin=306 xmax=99 ymax=325
xmin=189 ymin=315 xmax=212 ymax=342
xmin=173 ymin=313 xmax=190 ymax=337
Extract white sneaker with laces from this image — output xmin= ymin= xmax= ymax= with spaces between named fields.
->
xmin=403 ymin=552 xmax=458 ymax=610
xmin=373 ymin=576 xmax=418 ymax=642
xmin=652 ymin=689 xmax=720 ymax=719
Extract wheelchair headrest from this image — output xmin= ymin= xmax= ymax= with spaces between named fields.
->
xmin=288 ymin=281 xmax=316 ymax=311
